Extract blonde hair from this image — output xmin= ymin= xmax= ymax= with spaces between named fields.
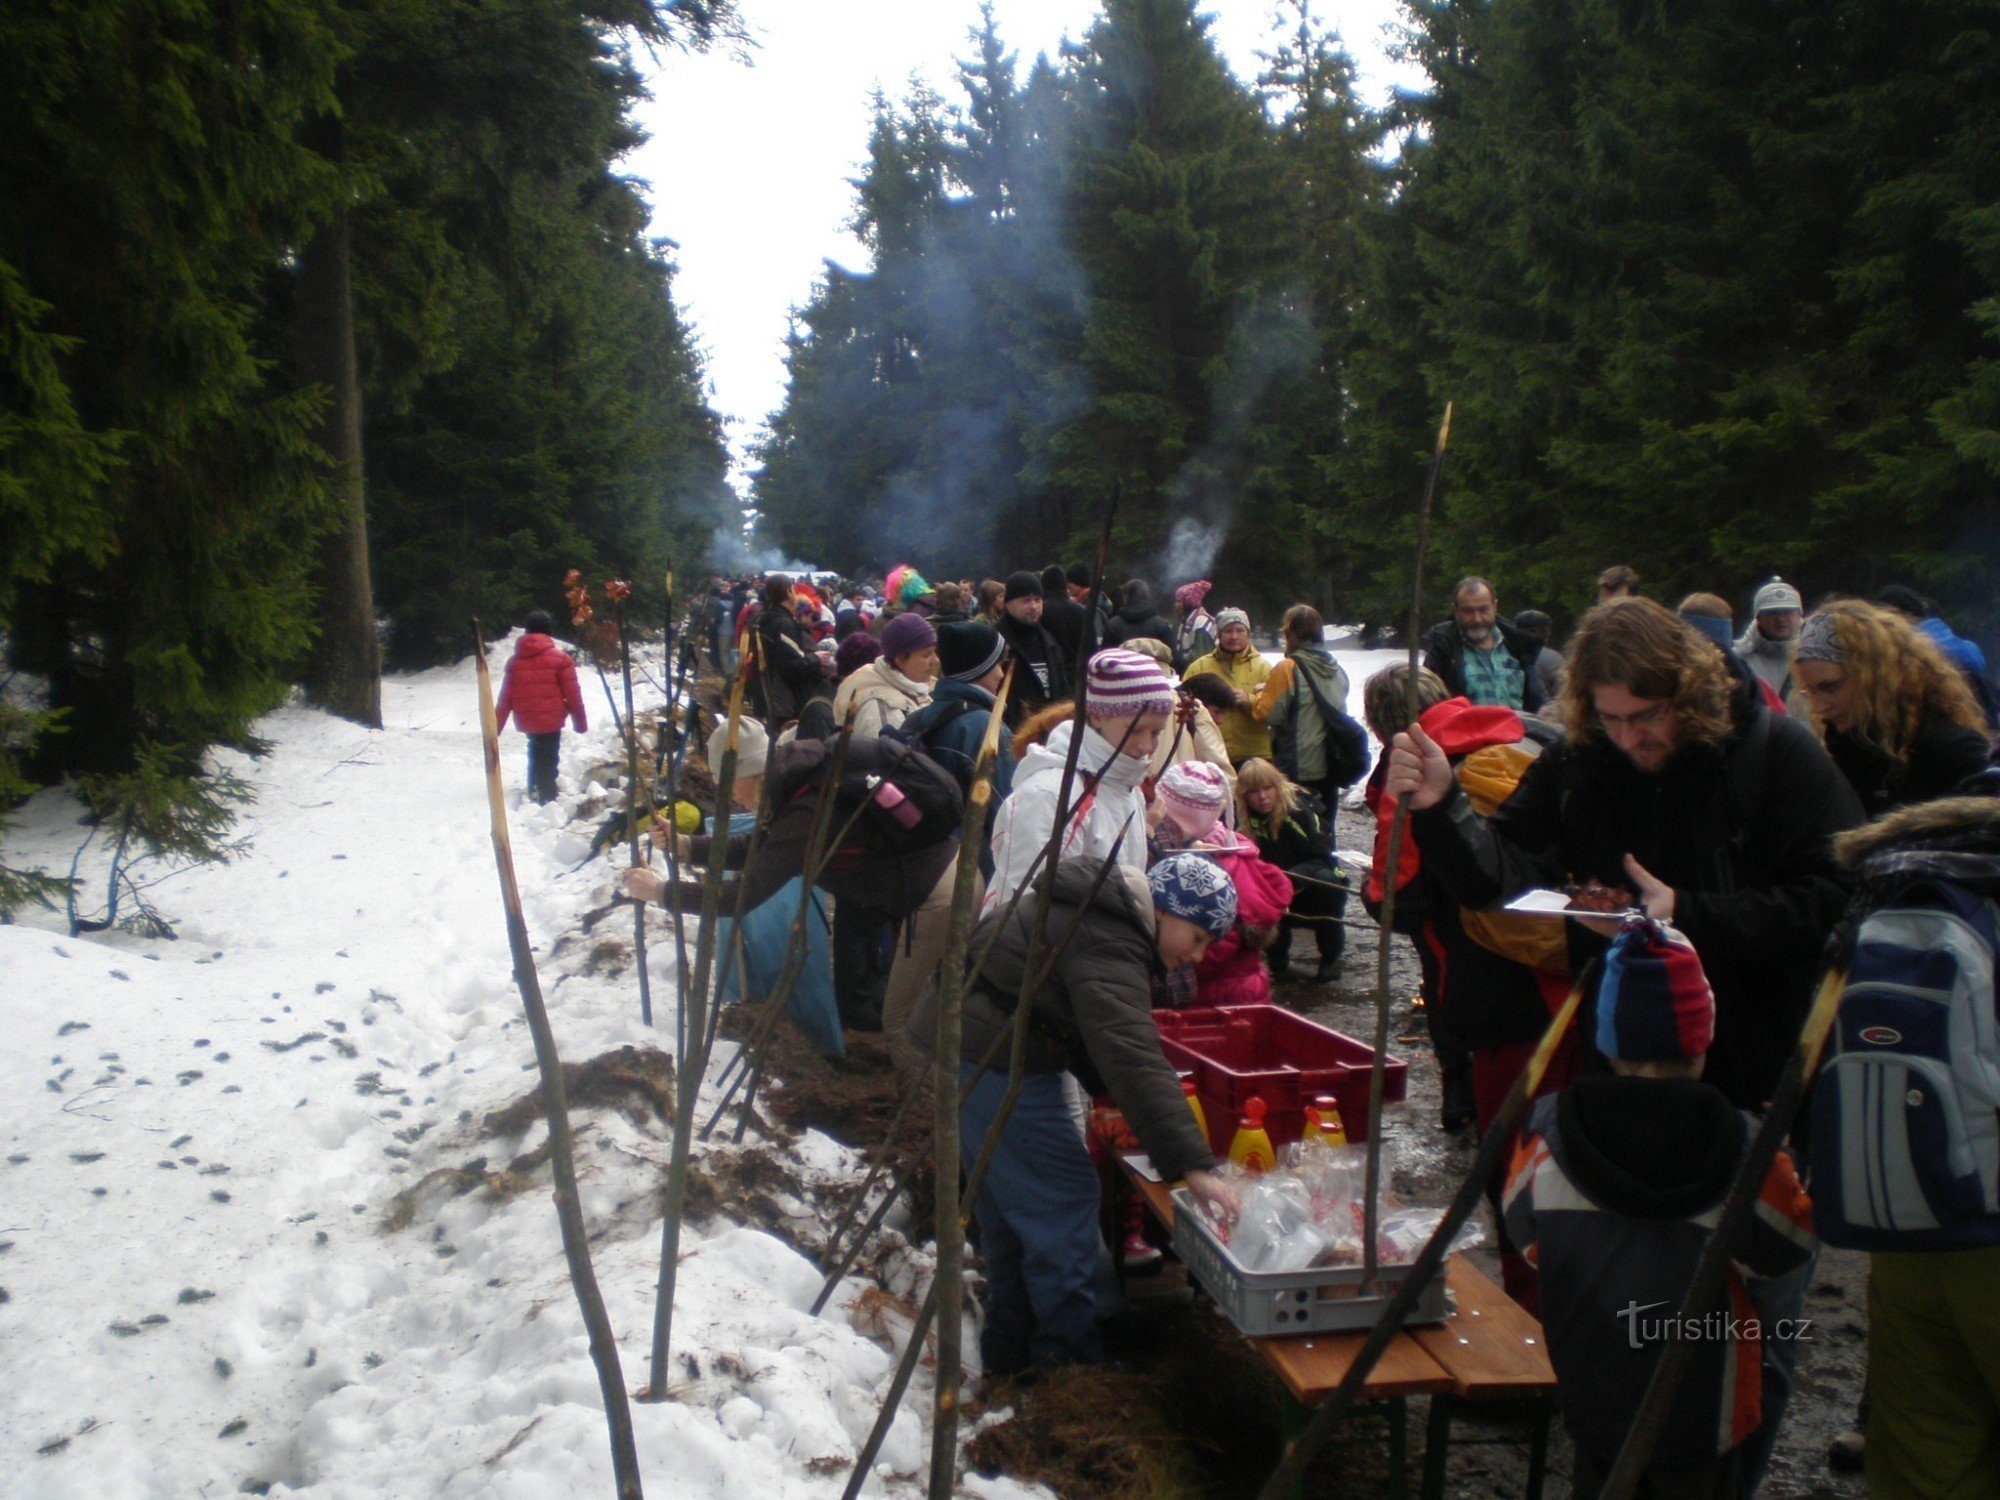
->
xmin=1234 ymin=756 xmax=1301 ymax=826
xmin=1560 ymin=597 xmax=1735 ymax=751
xmin=1362 ymin=665 xmax=1450 ymax=744
xmin=1803 ymin=598 xmax=1987 ymax=761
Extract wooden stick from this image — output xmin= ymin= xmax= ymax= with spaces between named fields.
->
xmin=614 ymin=592 xmax=655 ymax=1030
xmin=1255 ymin=957 xmax=1589 ymax=1500
xmin=642 ymin=631 xmax=753 ymax=1401
xmin=929 ymin=668 xmax=1014 ymax=1499
xmin=1365 ymin=402 xmax=1452 ymax=1280
xmin=474 ymin=622 xmax=645 ymax=1499
xmin=1597 ymin=963 xmax=1847 ymax=1498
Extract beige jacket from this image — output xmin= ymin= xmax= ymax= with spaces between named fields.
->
xmin=833 ymin=659 xmax=933 ymax=738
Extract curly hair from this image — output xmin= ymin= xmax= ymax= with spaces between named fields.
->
xmin=1802 ymin=599 xmax=1987 ymax=761
xmin=1560 ymin=597 xmax=1736 ymax=750
xmin=1361 ymin=665 xmax=1450 ymax=745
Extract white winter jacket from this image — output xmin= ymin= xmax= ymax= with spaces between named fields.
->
xmin=984 ymin=719 xmax=1151 ymax=912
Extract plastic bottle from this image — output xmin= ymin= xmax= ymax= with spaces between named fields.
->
xmin=1303 ymin=1094 xmax=1349 ymax=1148
xmin=1181 ymin=1078 xmax=1208 ymax=1146
xmin=1228 ymin=1095 xmax=1275 ymax=1174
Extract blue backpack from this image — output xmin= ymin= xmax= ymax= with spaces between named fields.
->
xmin=1809 ymin=846 xmax=2000 ymax=1251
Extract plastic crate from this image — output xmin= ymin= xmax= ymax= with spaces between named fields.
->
xmin=1155 ymin=1005 xmax=1407 ymax=1158
xmin=1169 ymin=1187 xmax=1450 ymax=1337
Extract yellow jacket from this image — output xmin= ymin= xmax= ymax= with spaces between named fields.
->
xmin=1183 ymin=648 xmax=1272 ymax=765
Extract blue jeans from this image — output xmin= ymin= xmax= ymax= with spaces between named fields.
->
xmin=959 ymin=1065 xmax=1104 ymax=1374
xmin=1738 ymin=1246 xmax=1818 ymax=1495
xmin=525 ymin=731 xmax=562 ymax=803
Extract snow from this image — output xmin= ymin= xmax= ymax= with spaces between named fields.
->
xmin=0 ymin=637 xmax=1021 ymax=1500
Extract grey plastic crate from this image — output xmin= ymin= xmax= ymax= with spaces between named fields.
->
xmin=1169 ymin=1186 xmax=1451 ymax=1337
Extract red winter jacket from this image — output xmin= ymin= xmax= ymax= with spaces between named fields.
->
xmin=1193 ymin=831 xmax=1295 ymax=1006
xmin=495 ymin=633 xmax=587 ymax=735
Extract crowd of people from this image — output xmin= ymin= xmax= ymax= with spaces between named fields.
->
xmin=552 ymin=556 xmax=2000 ymax=1500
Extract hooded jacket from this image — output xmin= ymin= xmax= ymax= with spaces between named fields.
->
xmin=832 ymin=658 xmax=933 ymax=739
xmin=1503 ymin=1078 xmax=1815 ymax=1464
xmin=1365 ymin=698 xmax=1568 ymax=1048
xmin=1191 ymin=830 xmax=1295 ymax=1005
xmin=910 ymin=860 xmax=1217 ymax=1184
xmin=1409 ymin=673 xmax=1863 ymax=1108
xmin=1421 ymin=616 xmax=1547 ymax=714
xmin=1256 ymin=646 xmax=1362 ymax=786
xmin=495 ymin=633 xmax=587 ymax=735
xmin=985 ymin=719 xmax=1151 ymax=912
xmin=1183 ymin=646 xmax=1274 ymax=763
xmin=753 ymin=604 xmax=830 ymax=723
xmin=1103 ymin=591 xmax=1176 ymax=651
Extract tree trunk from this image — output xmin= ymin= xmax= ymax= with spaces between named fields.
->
xmin=297 ymin=113 xmax=382 ymax=728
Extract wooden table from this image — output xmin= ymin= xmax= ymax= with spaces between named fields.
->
xmin=1123 ymin=1164 xmax=1556 ymax=1500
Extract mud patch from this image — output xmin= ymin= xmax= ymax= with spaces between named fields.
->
xmin=479 ymin=1044 xmax=674 ymax=1139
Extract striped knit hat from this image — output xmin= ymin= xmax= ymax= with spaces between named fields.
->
xmin=1157 ymin=761 xmax=1229 ymax=840
xmin=1597 ymin=917 xmax=1715 ymax=1062
xmin=1085 ymin=648 xmax=1177 ymax=723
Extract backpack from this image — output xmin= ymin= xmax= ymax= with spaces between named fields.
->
xmin=883 ymin=696 xmax=983 ymax=790
xmin=769 ymin=735 xmax=964 ymax=859
xmin=1276 ymin=655 xmax=1370 ymax=789
xmin=1808 ymin=847 xmax=2000 ymax=1251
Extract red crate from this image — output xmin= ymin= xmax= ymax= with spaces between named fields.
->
xmin=1154 ymin=1005 xmax=1407 ymax=1157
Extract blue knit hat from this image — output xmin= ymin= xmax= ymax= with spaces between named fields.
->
xmin=1148 ymin=853 xmax=1238 ymax=937
xmin=1597 ymin=917 xmax=1716 ymax=1062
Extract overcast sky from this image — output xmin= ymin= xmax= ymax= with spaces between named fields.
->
xmin=625 ymin=1 xmax=1419 ymax=490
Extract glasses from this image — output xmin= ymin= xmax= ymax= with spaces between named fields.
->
xmin=1596 ymin=701 xmax=1672 ymax=732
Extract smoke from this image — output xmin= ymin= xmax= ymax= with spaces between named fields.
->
xmin=706 ymin=523 xmax=814 ymax=578
xmin=1161 ymin=518 xmax=1226 ymax=580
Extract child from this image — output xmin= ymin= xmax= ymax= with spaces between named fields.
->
xmin=493 ymin=610 xmax=587 ymax=804
xmin=1503 ymin=919 xmax=1816 ymax=1499
xmin=913 ymin=851 xmax=1242 ymax=1374
xmin=1150 ymin=761 xmax=1292 ymax=1005
xmin=1236 ymin=757 xmax=1348 ymax=983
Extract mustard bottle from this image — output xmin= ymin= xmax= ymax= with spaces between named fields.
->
xmin=1228 ymin=1095 xmax=1275 ymax=1174
xmin=1304 ymin=1094 xmax=1349 ymax=1148
xmin=1181 ymin=1078 xmax=1208 ymax=1145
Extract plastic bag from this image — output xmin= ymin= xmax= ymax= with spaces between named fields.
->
xmin=1229 ymin=1175 xmax=1330 ymax=1273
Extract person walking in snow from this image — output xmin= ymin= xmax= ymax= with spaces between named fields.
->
xmin=493 ymin=610 xmax=587 ymax=805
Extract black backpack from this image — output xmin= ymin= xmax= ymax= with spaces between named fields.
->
xmin=769 ymin=735 xmax=964 ymax=858
xmin=1277 ymin=655 xmax=1371 ymax=789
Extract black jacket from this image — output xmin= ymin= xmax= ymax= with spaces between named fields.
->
xmin=1103 ymin=601 xmax=1176 ymax=651
xmin=1421 ymin=616 xmax=1549 ymax=713
xmin=1039 ymin=591 xmax=1091 ymax=666
xmin=1410 ymin=677 xmax=1862 ymax=1106
xmin=995 ymin=613 xmax=1071 ymax=723
xmin=1824 ymin=714 xmax=1992 ymax=818
xmin=911 ymin=861 xmax=1216 ymax=1182
xmin=752 ymin=607 xmax=829 ymax=723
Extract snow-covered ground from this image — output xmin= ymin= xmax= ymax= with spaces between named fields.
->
xmin=0 ymin=639 xmax=1406 ymax=1499
xmin=0 ymin=639 xmax=1029 ymax=1500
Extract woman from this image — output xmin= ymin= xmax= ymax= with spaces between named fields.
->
xmin=1255 ymin=603 xmax=1368 ymax=812
xmin=975 ymin=578 xmax=1007 ymax=626
xmin=1793 ymin=599 xmax=1991 ymax=817
xmin=832 ymin=612 xmax=939 ymax=738
xmin=1182 ymin=607 xmax=1272 ymax=765
xmin=1236 ymin=757 xmax=1348 ymax=984
xmin=1121 ymin=638 xmax=1236 ymax=797
xmin=1172 ymin=580 xmax=1217 ymax=672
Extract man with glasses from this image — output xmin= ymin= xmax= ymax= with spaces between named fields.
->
xmin=1385 ymin=595 xmax=1860 ymax=1111
xmin=1385 ymin=596 xmax=1860 ymax=1489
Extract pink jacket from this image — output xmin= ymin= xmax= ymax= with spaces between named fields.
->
xmin=1193 ymin=831 xmax=1295 ymax=1005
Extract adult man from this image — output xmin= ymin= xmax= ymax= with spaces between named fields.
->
xmin=1420 ymin=576 xmax=1547 ymax=713
xmin=1386 ymin=596 xmax=1860 ymax=1110
xmin=1385 ymin=597 xmax=1862 ymax=1490
xmin=1183 ymin=607 xmax=1272 ymax=765
xmin=1038 ymin=563 xmax=1090 ymax=666
xmin=1596 ymin=564 xmax=1640 ymax=602
xmin=1734 ymin=577 xmax=1804 ymax=713
xmin=995 ymin=571 xmax=1070 ymax=723
xmin=1067 ymin=561 xmax=1113 ymax=644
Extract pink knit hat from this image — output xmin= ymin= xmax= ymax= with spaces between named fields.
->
xmin=1084 ymin=648 xmax=1177 ymax=723
xmin=1157 ymin=761 xmax=1228 ymax=840
xmin=1175 ymin=580 xmax=1212 ymax=612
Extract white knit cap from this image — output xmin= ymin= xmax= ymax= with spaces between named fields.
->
xmin=707 ymin=718 xmax=769 ymax=779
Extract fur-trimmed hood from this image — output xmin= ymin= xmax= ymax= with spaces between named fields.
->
xmin=1834 ymin=784 xmax=2000 ymax=867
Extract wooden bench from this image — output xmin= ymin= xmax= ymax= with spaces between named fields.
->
xmin=1124 ymin=1166 xmax=1556 ymax=1500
